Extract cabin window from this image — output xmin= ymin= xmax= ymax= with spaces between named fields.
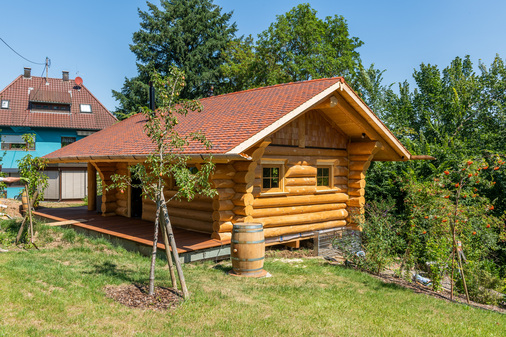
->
xmin=260 ymin=159 xmax=286 ymax=193
xmin=316 ymin=159 xmax=337 ymax=191
xmin=262 ymin=166 xmax=280 ymax=189
xmin=317 ymin=167 xmax=331 ymax=187
xmin=1 ymin=135 xmax=35 ymax=151
xmin=61 ymin=137 xmax=76 ymax=147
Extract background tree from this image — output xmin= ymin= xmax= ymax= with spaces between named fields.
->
xmin=113 ymin=0 xmax=237 ymax=119
xmin=221 ymin=3 xmax=365 ymax=91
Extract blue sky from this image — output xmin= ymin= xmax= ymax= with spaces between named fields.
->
xmin=1 ymin=0 xmax=505 ymax=112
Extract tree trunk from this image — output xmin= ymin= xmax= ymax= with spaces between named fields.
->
xmin=160 ymin=191 xmax=189 ymax=299
xmin=148 ymin=198 xmax=161 ymax=296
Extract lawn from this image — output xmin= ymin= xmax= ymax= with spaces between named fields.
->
xmin=0 ymin=222 xmax=504 ymax=336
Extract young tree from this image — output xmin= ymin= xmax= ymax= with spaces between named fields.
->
xmin=109 ymin=68 xmax=216 ymax=298
xmin=113 ymin=0 xmax=237 ymax=118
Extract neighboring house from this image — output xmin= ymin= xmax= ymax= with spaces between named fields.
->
xmin=0 ymin=68 xmax=117 ymax=199
xmin=44 ymin=77 xmax=424 ymax=242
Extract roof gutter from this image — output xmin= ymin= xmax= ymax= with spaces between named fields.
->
xmin=44 ymin=153 xmax=252 ymax=164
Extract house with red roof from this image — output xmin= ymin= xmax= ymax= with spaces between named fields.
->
xmin=44 ymin=77 xmax=421 ymax=243
xmin=0 ymin=68 xmax=117 ymax=199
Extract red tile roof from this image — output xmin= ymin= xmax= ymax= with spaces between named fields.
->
xmin=44 ymin=77 xmax=346 ymax=160
xmin=0 ymin=75 xmax=117 ymax=130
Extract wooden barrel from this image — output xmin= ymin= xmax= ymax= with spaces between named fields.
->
xmin=230 ymin=223 xmax=267 ymax=277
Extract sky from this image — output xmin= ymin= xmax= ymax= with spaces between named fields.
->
xmin=0 ymin=0 xmax=505 ymax=112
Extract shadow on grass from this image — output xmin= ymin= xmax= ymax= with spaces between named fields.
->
xmin=87 ymin=261 xmax=139 ymax=283
xmin=212 ymin=263 xmax=233 ymax=274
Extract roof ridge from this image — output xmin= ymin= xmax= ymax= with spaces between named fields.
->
xmin=200 ymin=76 xmax=345 ymax=101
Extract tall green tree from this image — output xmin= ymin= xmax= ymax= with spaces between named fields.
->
xmin=221 ymin=3 xmax=364 ymax=91
xmin=255 ymin=3 xmax=363 ymax=86
xmin=113 ymin=0 xmax=237 ymax=119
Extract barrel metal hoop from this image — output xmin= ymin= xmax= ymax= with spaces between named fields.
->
xmin=231 ymin=256 xmax=265 ymax=262
xmin=234 ymin=267 xmax=265 ymax=273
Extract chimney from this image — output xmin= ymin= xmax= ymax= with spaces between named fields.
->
xmin=23 ymin=67 xmax=31 ymax=78
xmin=62 ymin=71 xmax=69 ymax=81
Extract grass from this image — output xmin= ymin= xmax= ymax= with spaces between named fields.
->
xmin=0 ymin=221 xmax=504 ymax=336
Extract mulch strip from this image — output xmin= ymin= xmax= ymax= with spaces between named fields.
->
xmin=104 ymin=284 xmax=183 ymax=311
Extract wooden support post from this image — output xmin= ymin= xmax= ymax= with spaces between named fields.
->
xmin=87 ymin=163 xmax=97 ymax=211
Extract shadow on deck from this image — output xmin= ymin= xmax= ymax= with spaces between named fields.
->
xmin=33 ymin=206 xmax=231 ymax=263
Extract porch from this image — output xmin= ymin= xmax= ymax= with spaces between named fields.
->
xmin=33 ymin=206 xmax=231 ymax=263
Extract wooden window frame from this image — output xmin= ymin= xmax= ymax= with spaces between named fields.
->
xmin=260 ymin=159 xmax=287 ymax=194
xmin=316 ymin=159 xmax=336 ymax=191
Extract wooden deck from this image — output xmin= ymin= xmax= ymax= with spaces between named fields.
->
xmin=33 ymin=206 xmax=231 ymax=263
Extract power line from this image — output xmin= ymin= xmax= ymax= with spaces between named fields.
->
xmin=0 ymin=36 xmax=45 ymax=65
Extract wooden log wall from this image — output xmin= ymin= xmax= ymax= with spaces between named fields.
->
xmin=346 ymin=141 xmax=382 ymax=228
xmin=242 ymin=144 xmax=349 ymax=238
xmin=92 ymin=162 xmax=120 ymax=217
xmin=141 ymin=179 xmax=214 ymax=234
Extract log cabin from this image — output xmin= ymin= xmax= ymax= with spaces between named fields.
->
xmin=43 ymin=77 xmax=418 ymax=243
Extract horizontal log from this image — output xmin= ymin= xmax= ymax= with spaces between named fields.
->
xmin=211 ymin=232 xmax=232 ymax=240
xmin=250 ymin=145 xmax=268 ymax=162
xmin=115 ymin=206 xmax=128 ymax=217
xmin=285 ymin=165 xmax=317 ymax=178
xmin=348 ymin=142 xmax=379 ymax=155
xmin=254 ymin=209 xmax=348 ymax=228
xmin=349 ymin=155 xmax=372 ymax=162
xmin=168 ymin=208 xmax=213 ymax=222
xmin=285 ymin=177 xmax=316 ymax=187
xmin=216 ymin=188 xmax=236 ymax=200
xmin=116 ymin=199 xmax=128 ymax=208
xmin=142 ymin=212 xmax=156 ymax=223
xmin=212 ymin=221 xmax=233 ymax=233
xmin=285 ymin=185 xmax=317 ymax=195
xmin=164 ymin=189 xmax=213 ymax=202
xmin=349 ymin=161 xmax=371 ymax=172
xmin=349 ymin=179 xmax=366 ymax=189
xmin=212 ymin=179 xmax=235 ymax=188
xmin=253 ymin=193 xmax=348 ymax=208
xmin=334 ymin=176 xmax=348 ymax=185
xmin=332 ymin=184 xmax=348 ymax=193
xmin=334 ymin=166 xmax=349 ymax=177
xmin=143 ymin=202 xmax=157 ymax=215
xmin=232 ymin=205 xmax=253 ymax=216
xmin=212 ymin=199 xmax=235 ymax=211
xmin=349 ymin=171 xmax=365 ymax=180
xmin=168 ymin=199 xmax=214 ymax=212
xmin=232 ymin=193 xmax=254 ymax=207
xmin=263 ymin=220 xmax=347 ymax=238
xmin=212 ymin=210 xmax=235 ymax=222
xmin=233 ymin=161 xmax=255 ymax=172
xmin=101 ymin=201 xmax=117 ymax=213
xmin=170 ymin=216 xmax=213 ymax=233
xmin=264 ymin=146 xmax=347 ymax=158
xmin=233 ymin=171 xmax=256 ymax=184
xmin=115 ymin=192 xmax=127 ymax=200
xmin=347 ymin=197 xmax=365 ymax=208
xmin=348 ymin=188 xmax=365 ymax=197
xmin=234 ymin=183 xmax=254 ymax=193
xmin=212 ymin=164 xmax=236 ymax=179
xmin=101 ymin=193 xmax=117 ymax=203
xmin=251 ymin=203 xmax=346 ymax=218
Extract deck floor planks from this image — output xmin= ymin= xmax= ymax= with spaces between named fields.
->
xmin=33 ymin=206 xmax=230 ymax=254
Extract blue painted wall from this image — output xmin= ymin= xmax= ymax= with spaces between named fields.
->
xmin=1 ymin=127 xmax=86 ymax=198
